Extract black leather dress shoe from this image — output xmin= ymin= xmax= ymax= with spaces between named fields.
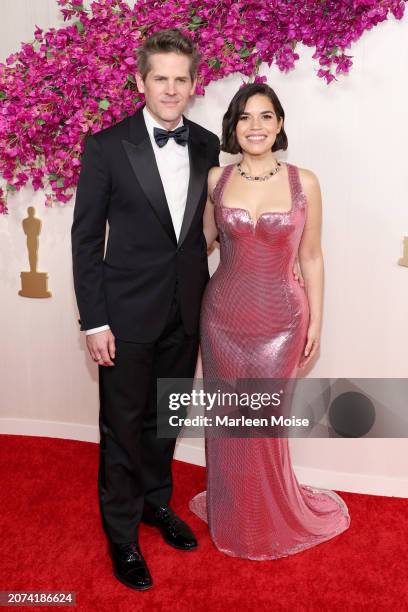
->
xmin=142 ymin=505 xmax=198 ymax=551
xmin=110 ymin=542 xmax=152 ymax=590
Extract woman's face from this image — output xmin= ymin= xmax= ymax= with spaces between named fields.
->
xmin=235 ymin=94 xmax=283 ymax=156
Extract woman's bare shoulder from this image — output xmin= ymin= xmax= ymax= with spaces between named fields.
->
xmin=208 ymin=165 xmax=225 ymax=196
xmin=296 ymin=165 xmax=319 ymax=185
xmin=295 ymin=166 xmax=321 ymax=200
xmin=208 ymin=165 xmax=224 ymax=183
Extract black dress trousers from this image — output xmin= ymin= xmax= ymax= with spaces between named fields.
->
xmin=97 ymin=286 xmax=199 ymax=544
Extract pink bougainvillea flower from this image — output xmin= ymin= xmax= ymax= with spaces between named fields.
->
xmin=44 ymin=193 xmax=54 ymax=207
xmin=0 ymin=186 xmax=8 ymax=214
xmin=0 ymin=0 xmax=406 ymax=212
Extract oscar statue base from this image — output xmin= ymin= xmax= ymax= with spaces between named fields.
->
xmin=398 ymin=237 xmax=408 ymax=267
xmin=18 ymin=271 xmax=52 ymax=298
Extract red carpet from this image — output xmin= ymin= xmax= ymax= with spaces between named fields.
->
xmin=0 ymin=434 xmax=406 ymax=611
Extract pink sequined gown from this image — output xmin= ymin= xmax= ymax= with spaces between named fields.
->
xmin=190 ymin=162 xmax=350 ymax=560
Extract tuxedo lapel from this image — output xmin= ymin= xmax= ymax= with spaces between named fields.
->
xmin=122 ymin=110 xmax=177 ymax=245
xmin=178 ymin=118 xmax=209 ymax=247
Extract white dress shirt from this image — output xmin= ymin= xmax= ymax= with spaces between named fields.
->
xmin=85 ymin=106 xmax=190 ymax=335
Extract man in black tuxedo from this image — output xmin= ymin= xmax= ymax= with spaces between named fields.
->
xmin=71 ymin=29 xmax=220 ymax=590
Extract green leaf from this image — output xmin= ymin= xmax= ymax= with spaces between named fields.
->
xmin=6 ymin=184 xmax=17 ymax=192
xmin=188 ymin=15 xmax=203 ymax=31
xmin=98 ymin=99 xmax=110 ymax=111
xmin=56 ymin=179 xmax=65 ymax=188
xmin=74 ymin=20 xmax=84 ymax=34
xmin=239 ymin=45 xmax=252 ymax=59
xmin=0 ymin=91 xmax=6 ymax=100
xmin=37 ymin=119 xmax=46 ymax=125
xmin=126 ymin=74 xmax=136 ymax=84
xmin=208 ymin=58 xmax=221 ymax=70
xmin=48 ymin=173 xmax=59 ymax=181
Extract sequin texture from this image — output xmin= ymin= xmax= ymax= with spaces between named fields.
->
xmin=189 ymin=163 xmax=351 ymax=560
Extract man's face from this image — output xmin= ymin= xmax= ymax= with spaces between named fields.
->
xmin=136 ymin=52 xmax=197 ymax=130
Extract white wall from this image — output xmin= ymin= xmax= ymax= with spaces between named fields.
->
xmin=1 ymin=1 xmax=407 ymax=497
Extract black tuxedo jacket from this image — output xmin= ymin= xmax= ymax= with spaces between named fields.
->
xmin=71 ymin=108 xmax=220 ymax=342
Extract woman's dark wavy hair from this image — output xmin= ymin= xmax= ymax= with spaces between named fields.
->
xmin=221 ymin=83 xmax=288 ymax=154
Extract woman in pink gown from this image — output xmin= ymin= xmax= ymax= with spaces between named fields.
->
xmin=189 ymin=83 xmax=350 ymax=560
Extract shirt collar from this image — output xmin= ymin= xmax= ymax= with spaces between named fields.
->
xmin=143 ymin=105 xmax=183 ymax=138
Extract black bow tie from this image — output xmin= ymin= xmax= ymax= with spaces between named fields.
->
xmin=153 ymin=125 xmax=189 ymax=148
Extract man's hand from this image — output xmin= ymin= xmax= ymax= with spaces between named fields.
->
xmin=86 ymin=329 xmax=116 ymax=366
xmin=292 ymin=257 xmax=305 ymax=287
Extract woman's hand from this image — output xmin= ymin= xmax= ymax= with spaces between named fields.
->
xmin=292 ymin=257 xmax=305 ymax=287
xmin=298 ymin=321 xmax=320 ymax=369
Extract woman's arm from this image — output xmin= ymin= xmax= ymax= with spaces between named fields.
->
xmin=203 ymin=166 xmax=223 ymax=250
xmin=297 ymin=169 xmax=324 ymax=367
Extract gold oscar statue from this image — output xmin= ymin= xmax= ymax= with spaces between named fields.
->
xmin=398 ymin=236 xmax=408 ymax=268
xmin=18 ymin=206 xmax=52 ymax=298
